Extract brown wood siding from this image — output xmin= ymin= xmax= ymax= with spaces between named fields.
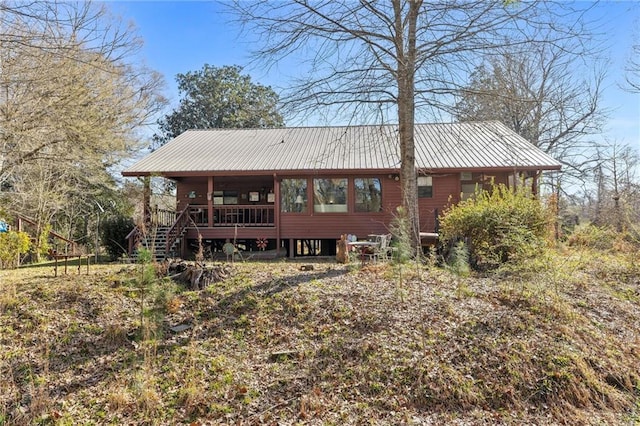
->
xmin=279 ymin=213 xmax=391 ymax=239
xmin=174 ymin=170 xmax=517 ymax=242
xmin=419 ymin=174 xmax=459 ymax=233
xmin=493 ymin=172 xmax=509 ymax=186
xmin=176 ymin=178 xmax=208 ymax=211
xmin=185 ymin=227 xmax=277 ymax=241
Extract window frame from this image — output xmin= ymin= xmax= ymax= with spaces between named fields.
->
xmin=417 ymin=175 xmax=433 ymax=198
xmin=313 ymin=177 xmax=349 ymax=213
xmin=280 ymin=178 xmax=308 ymax=213
xmin=354 ymin=177 xmax=383 ymax=213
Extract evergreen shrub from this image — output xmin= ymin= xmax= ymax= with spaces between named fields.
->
xmin=101 ymin=215 xmax=135 ymax=260
xmin=439 ymin=184 xmax=549 ymax=270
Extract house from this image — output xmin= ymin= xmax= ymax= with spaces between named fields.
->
xmin=122 ymin=121 xmax=560 ymax=259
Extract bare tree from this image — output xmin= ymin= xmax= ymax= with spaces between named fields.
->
xmin=453 ymin=44 xmax=607 ymax=193
xmin=0 ymin=1 xmax=166 ymax=252
xmin=624 ymin=42 xmax=640 ymax=94
xmin=0 ymin=1 xmax=165 ymax=187
xmin=230 ymin=0 xmax=600 ymax=253
xmin=591 ymin=142 xmax=640 ymax=231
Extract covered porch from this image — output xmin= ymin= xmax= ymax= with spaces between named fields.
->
xmin=175 ymin=174 xmax=277 ymax=229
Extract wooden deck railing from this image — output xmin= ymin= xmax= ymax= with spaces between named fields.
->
xmin=165 ymin=205 xmax=191 ymax=255
xmin=153 ymin=207 xmax=177 ymax=227
xmin=185 ymin=204 xmax=275 ymax=227
xmin=125 ymin=226 xmax=141 ymax=256
xmin=216 ymin=205 xmax=275 ymax=226
xmin=214 ymin=205 xmax=274 ymax=227
xmin=16 ymin=214 xmax=79 ymax=254
xmin=187 ymin=205 xmax=209 ymax=226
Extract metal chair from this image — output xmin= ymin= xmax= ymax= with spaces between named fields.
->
xmin=368 ymin=233 xmax=392 ymax=263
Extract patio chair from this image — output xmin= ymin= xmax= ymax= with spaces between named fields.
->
xmin=367 ymin=233 xmax=392 ymax=263
xmin=222 ymin=240 xmax=244 ymax=262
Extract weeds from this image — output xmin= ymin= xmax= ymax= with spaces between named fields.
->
xmin=0 ymin=249 xmax=638 ymax=425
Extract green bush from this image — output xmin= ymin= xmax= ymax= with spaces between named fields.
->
xmin=101 ymin=215 xmax=135 ymax=260
xmin=34 ymin=223 xmax=51 ymax=262
xmin=439 ymin=184 xmax=549 ymax=270
xmin=0 ymin=231 xmax=31 ymax=269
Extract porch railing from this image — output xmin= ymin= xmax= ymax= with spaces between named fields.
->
xmin=187 ymin=204 xmax=275 ymax=227
xmin=215 ymin=205 xmax=274 ymax=227
xmin=165 ymin=205 xmax=191 ymax=255
xmin=153 ymin=207 xmax=177 ymax=227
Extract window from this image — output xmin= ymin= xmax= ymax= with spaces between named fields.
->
xmin=461 ymin=172 xmax=478 ymax=200
xmin=280 ymin=179 xmax=307 ymax=212
xmin=313 ymin=178 xmax=348 ymax=213
xmin=417 ymin=176 xmax=433 ymax=198
xmin=354 ymin=178 xmax=382 ymax=212
xmin=460 ymin=172 xmax=473 ymax=181
xmin=461 ymin=183 xmax=478 ymax=200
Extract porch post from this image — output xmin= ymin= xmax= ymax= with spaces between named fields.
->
xmin=274 ymin=173 xmax=281 ymax=255
xmin=207 ymin=176 xmax=214 ymax=226
xmin=143 ymin=176 xmax=151 ymax=225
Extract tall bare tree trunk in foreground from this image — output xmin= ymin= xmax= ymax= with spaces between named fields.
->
xmin=395 ymin=0 xmax=421 ymax=252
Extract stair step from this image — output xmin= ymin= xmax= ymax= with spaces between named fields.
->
xmin=129 ymin=222 xmax=187 ymax=262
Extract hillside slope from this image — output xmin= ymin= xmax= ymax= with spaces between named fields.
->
xmin=0 ymin=250 xmax=638 ymax=425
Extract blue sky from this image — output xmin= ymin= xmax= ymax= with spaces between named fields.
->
xmin=107 ymin=1 xmax=639 ymax=149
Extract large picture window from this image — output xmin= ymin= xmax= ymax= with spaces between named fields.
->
xmin=280 ymin=179 xmax=307 ymax=212
xmin=418 ymin=176 xmax=433 ymax=198
xmin=354 ymin=178 xmax=382 ymax=212
xmin=313 ymin=178 xmax=348 ymax=213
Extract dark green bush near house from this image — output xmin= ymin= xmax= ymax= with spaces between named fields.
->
xmin=439 ymin=184 xmax=550 ymax=270
xmin=101 ymin=215 xmax=135 ymax=260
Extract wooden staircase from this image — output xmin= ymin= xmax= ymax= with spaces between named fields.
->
xmin=126 ymin=205 xmax=191 ymax=262
xmin=128 ymin=225 xmax=186 ymax=262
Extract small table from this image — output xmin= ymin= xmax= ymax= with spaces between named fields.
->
xmin=347 ymin=241 xmax=379 ymax=266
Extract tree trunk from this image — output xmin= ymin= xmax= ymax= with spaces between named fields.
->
xmin=394 ymin=0 xmax=422 ymax=255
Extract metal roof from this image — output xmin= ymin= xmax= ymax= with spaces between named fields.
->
xmin=122 ymin=121 xmax=561 ymax=176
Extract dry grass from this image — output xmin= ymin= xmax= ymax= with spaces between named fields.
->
xmin=0 ymin=251 xmax=638 ymax=425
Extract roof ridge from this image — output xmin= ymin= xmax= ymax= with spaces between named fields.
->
xmin=181 ymin=122 xmax=501 ymax=132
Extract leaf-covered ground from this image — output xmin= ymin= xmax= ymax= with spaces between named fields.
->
xmin=0 ymin=249 xmax=638 ymax=425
